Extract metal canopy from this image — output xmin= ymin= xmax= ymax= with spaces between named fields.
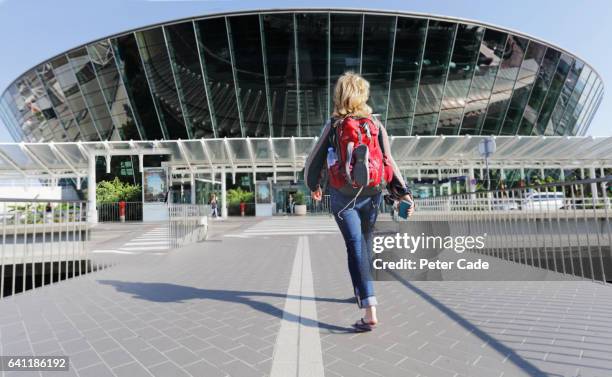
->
xmin=0 ymin=136 xmax=610 ymax=179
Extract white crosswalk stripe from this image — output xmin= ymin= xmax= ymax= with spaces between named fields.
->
xmin=92 ymin=226 xmax=170 ymax=254
xmin=225 ymin=217 xmax=338 ymax=238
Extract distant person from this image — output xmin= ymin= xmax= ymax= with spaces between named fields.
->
xmin=288 ymin=194 xmax=294 ymax=215
xmin=305 ymin=71 xmax=414 ymax=332
xmin=45 ymin=202 xmax=52 ymax=222
xmin=209 ymin=194 xmax=218 ymax=218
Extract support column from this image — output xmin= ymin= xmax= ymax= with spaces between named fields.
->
xmin=589 ymin=166 xmax=599 ymax=204
xmin=190 ymin=173 xmax=196 ymax=204
xmin=221 ymin=167 xmax=228 ymax=218
xmin=601 ymin=167 xmax=610 ymax=209
xmin=87 ymin=154 xmax=98 ymax=224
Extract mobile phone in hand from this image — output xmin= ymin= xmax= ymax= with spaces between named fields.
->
xmin=398 ymin=200 xmax=412 ymax=219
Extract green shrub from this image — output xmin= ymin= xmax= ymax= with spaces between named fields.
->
xmin=227 ymin=187 xmax=253 ymax=204
xmin=96 ymin=177 xmax=141 ymax=203
xmin=293 ymin=191 xmax=305 ymax=205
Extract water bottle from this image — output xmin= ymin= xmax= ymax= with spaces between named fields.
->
xmin=327 ymin=147 xmax=337 ymax=168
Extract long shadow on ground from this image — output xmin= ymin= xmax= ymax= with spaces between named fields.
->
xmin=388 ymin=270 xmax=547 ymax=377
xmin=98 ymin=280 xmax=354 ymax=333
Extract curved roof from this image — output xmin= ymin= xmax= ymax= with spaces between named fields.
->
xmin=0 ymin=8 xmax=604 ymax=143
xmin=1 ymin=8 xmax=603 ymax=94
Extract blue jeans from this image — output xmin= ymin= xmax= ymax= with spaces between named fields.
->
xmin=330 ymin=187 xmax=381 ymax=309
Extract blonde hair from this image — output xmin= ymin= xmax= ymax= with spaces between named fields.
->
xmin=332 ymin=71 xmax=372 ymax=118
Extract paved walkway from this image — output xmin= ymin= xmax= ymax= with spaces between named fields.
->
xmin=0 ymin=217 xmax=611 ymax=377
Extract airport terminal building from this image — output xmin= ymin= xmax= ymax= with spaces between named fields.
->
xmin=0 ymin=9 xmax=608 ymax=216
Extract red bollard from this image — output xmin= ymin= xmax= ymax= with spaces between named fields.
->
xmin=240 ymin=202 xmax=246 ymax=217
xmin=119 ymin=200 xmax=126 ymax=222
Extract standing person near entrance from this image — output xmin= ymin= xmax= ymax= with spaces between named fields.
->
xmin=288 ymin=194 xmax=295 ymax=215
xmin=304 ymin=71 xmax=414 ymax=331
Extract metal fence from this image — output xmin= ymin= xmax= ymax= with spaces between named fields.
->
xmin=0 ymin=199 xmax=94 ymax=298
xmin=168 ymin=204 xmax=211 ymax=249
xmin=408 ymin=177 xmax=612 ymax=283
xmin=98 ymin=202 xmax=143 ymax=222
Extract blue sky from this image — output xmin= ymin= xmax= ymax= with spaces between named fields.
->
xmin=0 ymin=0 xmax=609 ymax=140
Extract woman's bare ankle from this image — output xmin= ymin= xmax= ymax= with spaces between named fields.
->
xmin=364 ymin=306 xmax=378 ymax=324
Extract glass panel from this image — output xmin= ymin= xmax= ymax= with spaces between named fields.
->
xmin=205 ymin=140 xmax=228 ymax=161
xmin=535 ymin=54 xmax=573 ymax=135
xmin=164 ymin=22 xmax=215 ymax=139
xmin=481 ymin=36 xmax=530 ymax=135
xmin=294 ymin=138 xmax=315 ymax=160
xmin=9 ymin=76 xmax=47 ymax=142
xmin=262 ymin=13 xmax=298 ymax=137
xmin=182 ymin=140 xmax=207 ymax=162
xmin=496 ymin=41 xmax=545 ymax=135
xmin=330 ymin=13 xmax=363 ymax=115
xmin=296 ymin=13 xmax=329 ymax=137
xmin=581 ymin=88 xmax=603 ymax=135
xmin=459 ymin=29 xmax=507 ymax=135
xmin=389 ymin=138 xmax=418 ymax=160
xmin=574 ymin=80 xmax=602 ymax=135
xmin=27 ymin=145 xmax=65 ymax=168
xmin=559 ymin=66 xmax=592 ymax=135
xmin=50 ymin=55 xmax=101 ymax=140
xmin=67 ymin=48 xmax=115 ymax=140
xmin=361 ymin=15 xmax=396 ymax=120
xmin=227 ymin=139 xmax=250 ymax=162
xmin=520 ymin=48 xmax=561 ymax=135
xmin=0 ymin=97 xmax=24 ymax=141
xmin=111 ymin=34 xmax=165 ymax=140
xmin=88 ymin=41 xmax=141 ymax=140
xmin=135 ymin=28 xmax=188 ymax=139
xmin=23 ymin=70 xmax=70 ymax=142
xmin=228 ymin=15 xmax=269 ymax=137
xmin=386 ymin=17 xmax=427 ymax=135
xmin=437 ymin=24 xmax=484 ymax=135
xmin=57 ymin=144 xmax=88 ymax=166
xmin=195 ymin=17 xmax=241 ymax=137
xmin=549 ymin=60 xmax=584 ymax=135
xmin=36 ymin=63 xmax=82 ymax=141
xmin=251 ymin=139 xmax=272 ymax=161
xmin=0 ymin=145 xmax=37 ymax=169
xmin=272 ymin=139 xmax=291 ymax=161
xmin=413 ymin=20 xmax=456 ymax=135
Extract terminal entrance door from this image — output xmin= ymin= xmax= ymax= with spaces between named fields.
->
xmin=271 ymin=179 xmax=302 ymax=215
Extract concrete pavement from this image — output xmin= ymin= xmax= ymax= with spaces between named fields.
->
xmin=0 ymin=217 xmax=611 ymax=377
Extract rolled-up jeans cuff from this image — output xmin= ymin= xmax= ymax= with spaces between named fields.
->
xmin=359 ymin=296 xmax=377 ymax=309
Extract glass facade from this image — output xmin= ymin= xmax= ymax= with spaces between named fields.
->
xmin=0 ymin=11 xmax=602 ymax=143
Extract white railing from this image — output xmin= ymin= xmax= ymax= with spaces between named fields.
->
xmin=403 ymin=177 xmax=612 ymax=283
xmin=168 ymin=204 xmax=211 ymax=248
xmin=0 ymin=199 xmax=93 ymax=299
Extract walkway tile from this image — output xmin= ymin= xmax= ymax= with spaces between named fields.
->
xmin=0 ymin=218 xmax=611 ymax=377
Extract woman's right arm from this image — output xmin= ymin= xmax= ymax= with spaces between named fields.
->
xmin=304 ymin=119 xmax=332 ymax=192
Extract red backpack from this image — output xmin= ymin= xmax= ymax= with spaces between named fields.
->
xmin=327 ymin=117 xmax=393 ymax=190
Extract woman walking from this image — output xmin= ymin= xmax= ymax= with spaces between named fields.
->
xmin=209 ymin=193 xmax=218 ymax=218
xmin=304 ymin=72 xmax=414 ymax=331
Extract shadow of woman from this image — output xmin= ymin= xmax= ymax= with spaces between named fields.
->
xmin=98 ymin=280 xmax=354 ymax=333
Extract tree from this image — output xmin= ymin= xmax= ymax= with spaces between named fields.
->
xmin=96 ymin=177 xmax=141 ymax=203
xmin=227 ymin=187 xmax=253 ymax=204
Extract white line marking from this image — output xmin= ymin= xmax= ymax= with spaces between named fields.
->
xmin=91 ymin=250 xmax=140 ymax=255
xmin=270 ymin=236 xmax=324 ymax=377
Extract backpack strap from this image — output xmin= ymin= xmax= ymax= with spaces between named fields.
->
xmin=328 ymin=117 xmax=339 ymax=155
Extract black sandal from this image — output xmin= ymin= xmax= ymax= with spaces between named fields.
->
xmin=352 ymin=318 xmax=376 ymax=332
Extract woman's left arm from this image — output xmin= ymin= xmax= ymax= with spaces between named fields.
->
xmin=378 ymin=123 xmax=414 ymax=210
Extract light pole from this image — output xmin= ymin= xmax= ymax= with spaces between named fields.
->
xmin=478 ymin=137 xmax=496 ymax=190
